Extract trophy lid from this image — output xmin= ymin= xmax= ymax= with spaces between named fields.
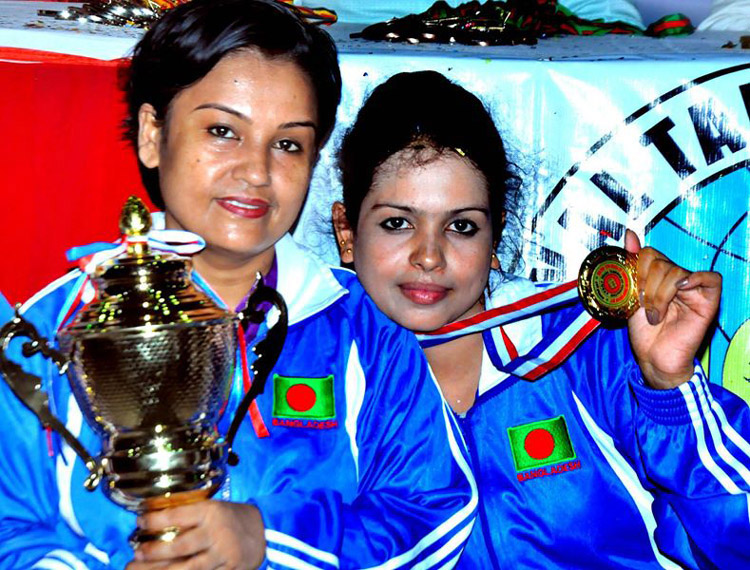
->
xmin=62 ymin=196 xmax=233 ymax=335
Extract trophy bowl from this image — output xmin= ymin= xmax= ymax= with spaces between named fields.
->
xmin=0 ymin=196 xmax=287 ymax=542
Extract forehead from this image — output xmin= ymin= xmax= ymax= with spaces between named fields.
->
xmin=168 ymin=49 xmax=317 ymax=119
xmin=369 ymin=150 xmax=490 ymax=208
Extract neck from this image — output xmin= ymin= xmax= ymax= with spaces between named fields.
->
xmin=192 ymin=246 xmax=275 ymax=309
xmin=423 ymin=332 xmax=484 ymax=415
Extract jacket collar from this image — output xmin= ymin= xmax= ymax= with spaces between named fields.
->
xmin=274 ymin=234 xmax=347 ymax=326
xmin=151 ymin=213 xmax=347 ymax=326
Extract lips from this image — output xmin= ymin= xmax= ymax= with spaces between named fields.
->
xmin=217 ymin=197 xmax=270 ymax=219
xmin=399 ymin=282 xmax=449 ymax=305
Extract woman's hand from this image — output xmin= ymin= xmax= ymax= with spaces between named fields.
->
xmin=625 ymin=230 xmax=722 ymax=390
xmin=126 ymin=500 xmax=266 ymax=570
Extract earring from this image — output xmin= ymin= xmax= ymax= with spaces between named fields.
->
xmin=345 ymin=248 xmax=352 ymax=255
xmin=339 ymin=239 xmax=346 ymax=247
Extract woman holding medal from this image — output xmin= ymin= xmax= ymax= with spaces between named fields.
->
xmin=0 ymin=3 xmax=476 ymax=569
xmin=332 ymin=70 xmax=750 ymax=568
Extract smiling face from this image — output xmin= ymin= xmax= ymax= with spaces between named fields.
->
xmin=346 ymin=149 xmax=498 ymax=333
xmin=138 ymin=49 xmax=318 ymax=274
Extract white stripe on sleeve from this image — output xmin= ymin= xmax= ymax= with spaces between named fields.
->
xmin=689 ymin=372 xmax=750 ymax=487
xmin=679 ymin=382 xmax=743 ymax=494
xmin=57 ymin=394 xmax=86 ymax=536
xmin=266 ymin=547 xmax=328 ymax=570
xmin=265 ymin=529 xmax=339 ymax=568
xmin=32 ymin=550 xmax=87 ymax=570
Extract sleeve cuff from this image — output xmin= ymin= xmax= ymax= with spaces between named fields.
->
xmin=252 ymin=494 xmax=340 ymax=570
xmin=629 ymin=362 xmax=706 ymax=425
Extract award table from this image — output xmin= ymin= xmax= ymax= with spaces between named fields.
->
xmin=0 ymin=1 xmax=749 ymax=398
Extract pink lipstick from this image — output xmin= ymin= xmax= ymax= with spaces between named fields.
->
xmin=399 ymin=283 xmax=448 ymax=305
xmin=217 ymin=197 xmax=270 ymax=219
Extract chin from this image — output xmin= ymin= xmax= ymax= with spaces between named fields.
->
xmin=400 ymin=317 xmax=449 ymax=335
xmin=379 ymin=302 xmax=448 ymax=333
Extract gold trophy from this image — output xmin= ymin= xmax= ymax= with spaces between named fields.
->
xmin=0 ymin=197 xmax=287 ymax=543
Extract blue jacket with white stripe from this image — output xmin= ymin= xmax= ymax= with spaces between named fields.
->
xmin=456 ymin=278 xmax=750 ymax=569
xmin=0 ymin=234 xmax=476 ymax=570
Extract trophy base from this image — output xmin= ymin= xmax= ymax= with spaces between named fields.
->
xmin=130 ymin=488 xmax=212 ymax=547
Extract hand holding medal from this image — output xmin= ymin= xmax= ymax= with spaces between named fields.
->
xmin=579 ymin=230 xmax=722 ymax=390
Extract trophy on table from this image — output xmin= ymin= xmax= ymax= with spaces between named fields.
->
xmin=0 ymin=196 xmax=287 ymax=543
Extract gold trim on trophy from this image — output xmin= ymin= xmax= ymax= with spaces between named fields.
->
xmin=578 ymin=245 xmax=639 ymax=323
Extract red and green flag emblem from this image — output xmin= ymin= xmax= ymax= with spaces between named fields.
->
xmin=273 ymin=374 xmax=335 ymax=420
xmin=508 ymin=415 xmax=575 ymax=472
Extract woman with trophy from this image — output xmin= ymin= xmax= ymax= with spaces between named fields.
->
xmin=0 ymin=1 xmax=475 ymax=569
xmin=331 ymin=70 xmax=750 ymax=568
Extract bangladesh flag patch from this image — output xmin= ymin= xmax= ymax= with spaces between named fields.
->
xmin=273 ymin=374 xmax=335 ymax=420
xmin=508 ymin=415 xmax=576 ymax=472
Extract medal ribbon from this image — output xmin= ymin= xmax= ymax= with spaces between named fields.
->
xmin=58 ymin=228 xmax=206 ymax=328
xmin=235 ymin=324 xmax=270 ymax=438
xmin=416 ymin=280 xmax=601 ymax=381
xmin=66 ymin=228 xmax=205 ymax=274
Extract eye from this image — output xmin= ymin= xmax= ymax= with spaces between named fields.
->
xmin=274 ymin=139 xmax=302 ymax=153
xmin=447 ymin=219 xmax=479 ymax=236
xmin=207 ymin=125 xmax=238 ymax=140
xmin=379 ymin=217 xmax=412 ymax=231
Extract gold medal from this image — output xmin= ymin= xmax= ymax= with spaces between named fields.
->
xmin=578 ymin=246 xmax=639 ymax=322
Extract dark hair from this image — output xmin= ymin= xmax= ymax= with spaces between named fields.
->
xmin=338 ymin=71 xmax=517 ymax=241
xmin=123 ymin=0 xmax=341 ymax=209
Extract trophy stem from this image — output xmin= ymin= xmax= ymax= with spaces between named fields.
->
xmin=130 ymin=488 xmax=213 ymax=547
xmin=142 ymin=488 xmax=212 ymax=511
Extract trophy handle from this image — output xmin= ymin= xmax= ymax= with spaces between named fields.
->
xmin=226 ymin=276 xmax=289 ymax=465
xmin=0 ymin=310 xmax=103 ymax=490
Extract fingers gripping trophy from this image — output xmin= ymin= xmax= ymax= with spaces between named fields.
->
xmin=0 ymin=196 xmax=287 ymax=544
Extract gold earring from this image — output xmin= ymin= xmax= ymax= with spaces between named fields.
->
xmin=345 ymin=247 xmax=352 ymax=254
xmin=339 ymin=239 xmax=346 ymax=247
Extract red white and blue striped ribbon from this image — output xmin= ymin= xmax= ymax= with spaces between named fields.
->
xmin=57 ymin=229 xmax=205 ymax=329
xmin=416 ymin=280 xmax=601 ymax=381
xmin=66 ymin=228 xmax=205 ymax=275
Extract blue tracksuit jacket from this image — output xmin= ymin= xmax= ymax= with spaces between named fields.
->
xmin=0 ymin=234 xmax=476 ymax=569
xmin=455 ymin=277 xmax=750 ymax=569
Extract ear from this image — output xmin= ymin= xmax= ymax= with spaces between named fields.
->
xmin=490 ymin=249 xmax=501 ymax=270
xmin=332 ymin=201 xmax=355 ymax=264
xmin=490 ymin=210 xmax=506 ymax=270
xmin=137 ymin=103 xmax=163 ymax=169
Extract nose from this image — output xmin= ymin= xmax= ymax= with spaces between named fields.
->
xmin=233 ymin=144 xmax=271 ymax=187
xmin=409 ymin=231 xmax=446 ymax=272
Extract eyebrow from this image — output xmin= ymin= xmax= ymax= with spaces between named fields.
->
xmin=193 ymin=103 xmax=317 ymax=132
xmin=371 ymin=203 xmax=490 ymax=217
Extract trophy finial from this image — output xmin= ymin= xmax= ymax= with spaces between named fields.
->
xmin=119 ymin=196 xmax=152 ymax=237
